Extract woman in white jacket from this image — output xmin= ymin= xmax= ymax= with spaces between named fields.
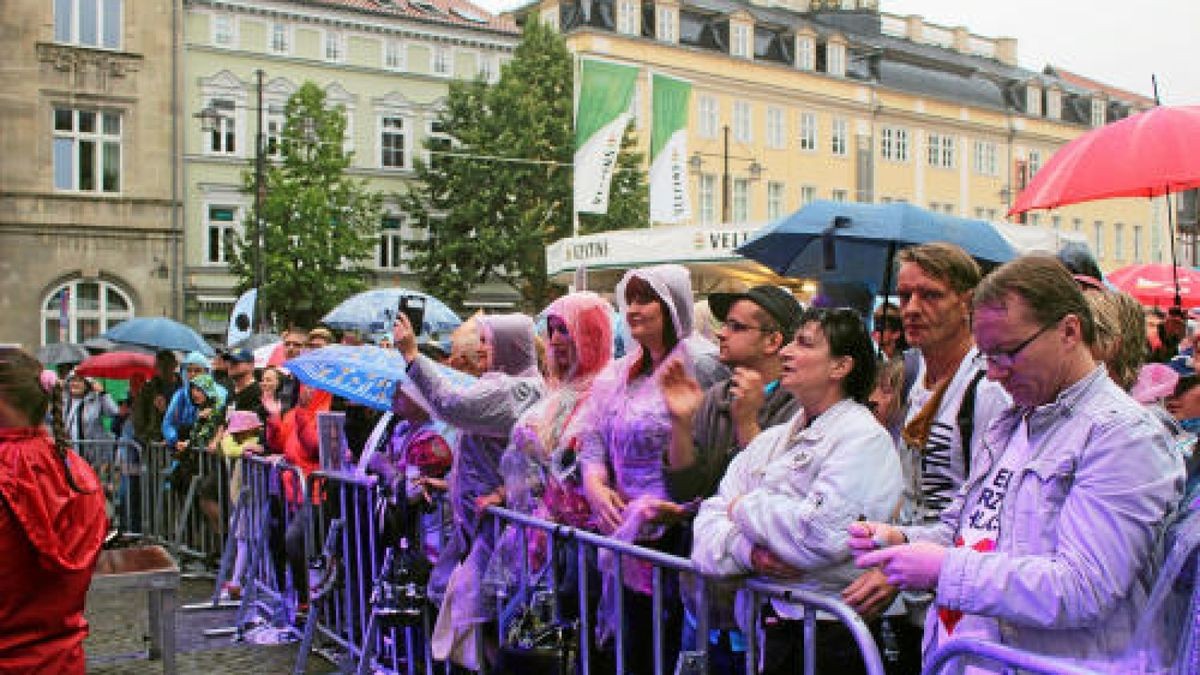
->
xmin=692 ymin=307 xmax=903 ymax=675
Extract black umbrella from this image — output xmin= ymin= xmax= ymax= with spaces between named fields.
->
xmin=36 ymin=342 xmax=88 ymax=366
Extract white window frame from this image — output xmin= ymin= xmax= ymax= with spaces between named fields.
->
xmin=203 ymin=97 xmax=240 ymax=157
xmin=699 ymin=174 xmax=717 ymax=225
xmin=831 ymin=188 xmax=848 ymax=202
xmin=732 ymin=178 xmax=749 ymax=223
xmin=698 ymin=95 xmax=719 ymax=139
xmin=1114 ymin=222 xmax=1125 ymax=261
xmin=1134 ymin=224 xmax=1143 ymax=261
xmin=831 ymin=118 xmax=848 ymax=156
xmin=927 ymin=133 xmax=955 ymax=169
xmin=212 ymin=13 xmax=236 ymax=47
xmin=826 ymin=42 xmax=846 ymax=76
xmin=767 ymin=181 xmax=785 ymax=221
xmin=264 ymin=103 xmax=286 ymax=160
xmin=1093 ymin=221 xmax=1105 ymax=258
xmin=55 ymin=0 xmax=123 ymax=49
xmin=424 ymin=116 xmax=452 ymax=168
xmin=378 ymin=214 xmax=406 ymax=270
xmin=1091 ymin=98 xmax=1106 ymax=127
xmin=40 ymin=279 xmax=134 ymax=345
xmin=203 ymin=204 xmax=242 ymax=266
xmin=384 ymin=39 xmax=407 ymax=71
xmin=795 ymin=35 xmax=815 ymax=71
xmin=617 ymin=0 xmax=637 ymax=35
xmin=1027 ymin=149 xmax=1042 ymax=177
xmin=479 ymin=53 xmax=497 ymax=82
xmin=324 ymin=30 xmax=345 ymax=63
xmin=656 ymin=6 xmax=676 ymax=43
xmin=765 ymin=107 xmax=785 ymax=149
xmin=1046 ymin=88 xmax=1062 ymax=120
xmin=269 ymin=21 xmax=291 ymax=54
xmin=798 ymin=111 xmax=817 ymax=152
xmin=800 ymin=185 xmax=817 ymax=207
xmin=378 ymin=113 xmax=413 ymax=170
xmin=880 ymin=126 xmax=909 ymax=162
xmin=53 ymin=107 xmax=123 ymax=194
xmin=432 ymin=45 xmax=452 ymax=77
xmin=731 ymin=24 xmax=752 ymax=59
xmin=733 ymin=101 xmax=752 ymax=143
xmin=972 ymin=140 xmax=998 ymax=176
xmin=1026 ymin=84 xmax=1042 ymax=116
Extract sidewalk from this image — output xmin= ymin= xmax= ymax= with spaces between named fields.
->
xmin=86 ymin=575 xmax=338 ymax=674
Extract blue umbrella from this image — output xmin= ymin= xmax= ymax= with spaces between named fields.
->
xmin=101 ymin=317 xmax=214 ymax=356
xmin=286 ymin=345 xmax=475 ymax=412
xmin=321 ymin=289 xmax=461 ymax=339
xmin=737 ymin=201 xmax=1018 ymax=293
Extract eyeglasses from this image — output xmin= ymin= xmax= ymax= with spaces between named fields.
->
xmin=284 ymin=341 xmax=305 ymax=349
xmin=722 ymin=318 xmax=776 ymax=334
xmin=982 ymin=321 xmax=1057 ymax=369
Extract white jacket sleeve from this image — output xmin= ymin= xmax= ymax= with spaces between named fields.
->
xmin=406 ymin=355 xmax=540 ymax=438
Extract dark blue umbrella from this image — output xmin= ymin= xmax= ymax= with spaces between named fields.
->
xmin=286 ymin=345 xmax=475 ymax=412
xmin=320 ymin=288 xmax=461 ymax=338
xmin=737 ymin=201 xmax=1018 ymax=293
xmin=101 ymin=317 xmax=214 ymax=356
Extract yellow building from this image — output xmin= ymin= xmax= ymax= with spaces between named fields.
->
xmin=524 ymin=0 xmax=1171 ymax=278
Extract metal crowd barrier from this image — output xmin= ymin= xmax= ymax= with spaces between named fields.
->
xmin=922 ymin=639 xmax=1102 ymax=675
xmin=72 ymin=437 xmax=147 ymax=535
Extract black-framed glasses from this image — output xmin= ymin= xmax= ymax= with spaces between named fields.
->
xmin=722 ymin=318 xmax=776 ymax=334
xmin=982 ymin=321 xmax=1057 ymax=369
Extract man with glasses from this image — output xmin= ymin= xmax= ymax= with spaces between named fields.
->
xmin=660 ymin=285 xmax=802 ymax=672
xmin=852 ymin=254 xmax=1184 ymax=670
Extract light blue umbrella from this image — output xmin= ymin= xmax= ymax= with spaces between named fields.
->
xmin=737 ymin=201 xmax=1018 ymax=293
xmin=101 ymin=317 xmax=214 ymax=356
xmin=321 ymin=289 xmax=461 ymax=338
xmin=285 ymin=345 xmax=475 ymax=412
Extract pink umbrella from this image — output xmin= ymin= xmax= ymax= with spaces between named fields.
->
xmin=1106 ymin=263 xmax=1200 ymax=309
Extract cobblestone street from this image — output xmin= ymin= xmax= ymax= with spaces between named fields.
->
xmin=85 ymin=575 xmax=338 ymax=674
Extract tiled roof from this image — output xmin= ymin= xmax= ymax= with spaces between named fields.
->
xmin=305 ymin=0 xmax=519 ymax=34
xmin=1045 ymin=66 xmax=1156 ymax=107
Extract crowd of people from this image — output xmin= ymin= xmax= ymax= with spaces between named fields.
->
xmin=3 ymin=245 xmax=1200 ymax=674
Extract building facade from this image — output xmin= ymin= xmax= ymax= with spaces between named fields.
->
xmin=526 ymin=0 xmax=1169 ymax=276
xmin=182 ymin=0 xmax=519 ymax=339
xmin=0 ymin=0 xmax=182 ymax=350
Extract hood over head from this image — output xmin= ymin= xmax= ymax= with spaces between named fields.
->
xmin=615 ymin=264 xmax=696 ymax=342
xmin=477 ymin=313 xmax=539 ymax=378
xmin=544 ymin=292 xmax=613 ymax=382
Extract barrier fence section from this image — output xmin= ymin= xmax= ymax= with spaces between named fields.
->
xmin=73 ymin=438 xmax=147 ymax=536
xmin=139 ymin=441 xmax=229 ymax=565
xmin=921 ymin=640 xmax=1102 ymax=675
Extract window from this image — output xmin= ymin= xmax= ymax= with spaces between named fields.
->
xmin=265 ymin=104 xmax=285 ymax=160
xmin=425 ymin=118 xmax=451 ymax=169
xmin=1046 ymin=89 xmax=1062 ymax=120
xmin=213 ymin=13 xmax=235 ymax=46
xmin=384 ymin=40 xmax=406 ymax=71
xmin=55 ymin=0 xmax=123 ymax=48
xmin=204 ymin=98 xmax=237 ymax=155
xmin=831 ymin=188 xmax=848 ymax=202
xmin=53 ymin=108 xmax=122 ymax=193
xmin=1114 ymin=223 xmax=1125 ymax=261
xmin=270 ymin=22 xmax=290 ymax=54
xmin=1134 ymin=225 xmax=1143 ymax=261
xmin=1093 ymin=221 xmax=1105 ymax=257
xmin=378 ymin=215 xmax=405 ymax=270
xmin=617 ymin=0 xmax=637 ymax=35
xmin=699 ymin=174 xmax=716 ymax=225
xmin=698 ymin=95 xmax=719 ymax=139
xmin=733 ymin=101 xmax=752 ymax=143
xmin=796 ymin=36 xmax=815 ymax=71
xmin=324 ymin=31 xmax=344 ymax=62
xmin=826 ymin=42 xmax=846 ymax=76
xmin=1091 ymin=98 xmax=1106 ymax=127
xmin=798 ymin=112 xmax=817 ymax=151
xmin=732 ymin=178 xmax=749 ymax=222
xmin=432 ymin=46 xmax=451 ymax=77
xmin=880 ymin=126 xmax=909 ymax=162
xmin=972 ymin=140 xmax=998 ymax=176
xmin=1072 ymin=218 xmax=1082 ymax=232
xmin=1027 ymin=150 xmax=1042 ymax=177
xmin=41 ymin=279 xmax=133 ymax=345
xmin=767 ymin=181 xmax=785 ymax=221
xmin=1026 ymin=85 xmax=1041 ymax=116
xmin=731 ymin=24 xmax=751 ymax=59
xmin=380 ymin=115 xmax=409 ymax=169
xmin=800 ymin=185 xmax=817 ymax=207
xmin=766 ymin=107 xmax=785 ymax=149
xmin=927 ymin=133 xmax=955 ymax=168
xmin=1028 ymin=213 xmax=1040 ymax=226
xmin=657 ymin=6 xmax=675 ymax=42
xmin=205 ymin=205 xmax=240 ymax=265
xmin=831 ymin=118 xmax=848 ymax=156
xmin=479 ymin=54 xmax=496 ymax=82
xmin=1051 ymin=215 xmax=1062 ymax=231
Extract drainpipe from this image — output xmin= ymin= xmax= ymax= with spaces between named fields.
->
xmin=170 ymin=0 xmax=183 ymax=319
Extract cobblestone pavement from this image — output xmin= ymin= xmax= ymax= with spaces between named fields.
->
xmin=85 ymin=574 xmax=340 ymax=674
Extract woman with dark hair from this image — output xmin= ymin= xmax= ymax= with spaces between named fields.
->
xmin=0 ymin=348 xmax=107 ymax=673
xmin=692 ymin=308 xmax=902 ymax=675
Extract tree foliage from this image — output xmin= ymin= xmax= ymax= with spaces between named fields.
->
xmin=403 ymin=20 xmax=648 ymax=311
xmin=231 ymin=82 xmax=383 ymax=329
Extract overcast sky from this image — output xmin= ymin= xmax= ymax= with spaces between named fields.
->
xmin=475 ymin=0 xmax=1199 ymax=106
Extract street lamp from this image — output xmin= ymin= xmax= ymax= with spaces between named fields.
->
xmin=689 ymin=125 xmax=764 ymax=223
xmin=196 ymin=69 xmax=266 ymax=330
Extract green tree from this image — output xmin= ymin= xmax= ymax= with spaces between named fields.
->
xmin=230 ymin=82 xmax=383 ymax=328
xmin=578 ymin=127 xmax=650 ymax=235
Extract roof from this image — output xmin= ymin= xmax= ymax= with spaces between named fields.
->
xmin=305 ymin=0 xmax=518 ymax=34
xmin=1045 ymin=65 xmax=1156 ymax=107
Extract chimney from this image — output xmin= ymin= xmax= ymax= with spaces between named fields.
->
xmin=994 ymin=37 xmax=1017 ymax=66
xmin=953 ymin=26 xmax=969 ymax=54
xmin=905 ymin=14 xmax=923 ymax=42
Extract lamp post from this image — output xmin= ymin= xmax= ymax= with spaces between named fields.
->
xmin=197 ymin=69 xmax=266 ymax=329
xmin=689 ymin=124 xmax=763 ymax=224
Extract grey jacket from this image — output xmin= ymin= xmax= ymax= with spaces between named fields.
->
xmin=903 ymin=366 xmax=1185 ymax=668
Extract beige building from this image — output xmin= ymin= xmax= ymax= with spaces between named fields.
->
xmin=0 ymin=0 xmax=182 ymax=350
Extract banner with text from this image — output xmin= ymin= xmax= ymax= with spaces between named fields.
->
xmin=574 ymin=59 xmax=639 ymax=214
xmin=649 ymin=74 xmax=693 ymax=223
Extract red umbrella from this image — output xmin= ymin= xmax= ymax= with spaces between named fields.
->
xmin=1010 ymin=105 xmax=1200 ymax=213
xmin=74 ymin=351 xmax=157 ymax=380
xmin=1106 ymin=264 xmax=1200 ymax=309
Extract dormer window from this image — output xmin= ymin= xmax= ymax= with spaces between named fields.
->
xmin=826 ymin=41 xmax=846 ymax=77
xmin=1091 ymin=98 xmax=1107 ymax=127
xmin=617 ymin=0 xmax=637 ymax=35
xmin=1026 ymin=84 xmax=1042 ymax=116
xmin=796 ymin=35 xmax=815 ymax=71
xmin=731 ymin=23 xmax=751 ymax=59
xmin=656 ymin=5 xmax=676 ymax=43
xmin=1046 ymin=88 xmax=1062 ymax=120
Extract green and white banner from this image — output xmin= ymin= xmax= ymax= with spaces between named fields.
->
xmin=574 ymin=59 xmax=639 ymax=214
xmin=649 ymin=73 xmax=692 ymax=223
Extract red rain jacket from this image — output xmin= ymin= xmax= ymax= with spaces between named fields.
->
xmin=0 ymin=427 xmax=107 ymax=674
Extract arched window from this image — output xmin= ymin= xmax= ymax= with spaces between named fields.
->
xmin=40 ymin=279 xmax=134 ymax=345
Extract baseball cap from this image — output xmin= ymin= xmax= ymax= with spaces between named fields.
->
xmin=708 ymin=285 xmax=803 ymax=338
xmin=227 ymin=348 xmax=255 ymax=364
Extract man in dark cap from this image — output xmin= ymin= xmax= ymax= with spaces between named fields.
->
xmin=224 ymin=348 xmax=265 ymax=425
xmin=659 ymin=284 xmax=804 ymax=671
